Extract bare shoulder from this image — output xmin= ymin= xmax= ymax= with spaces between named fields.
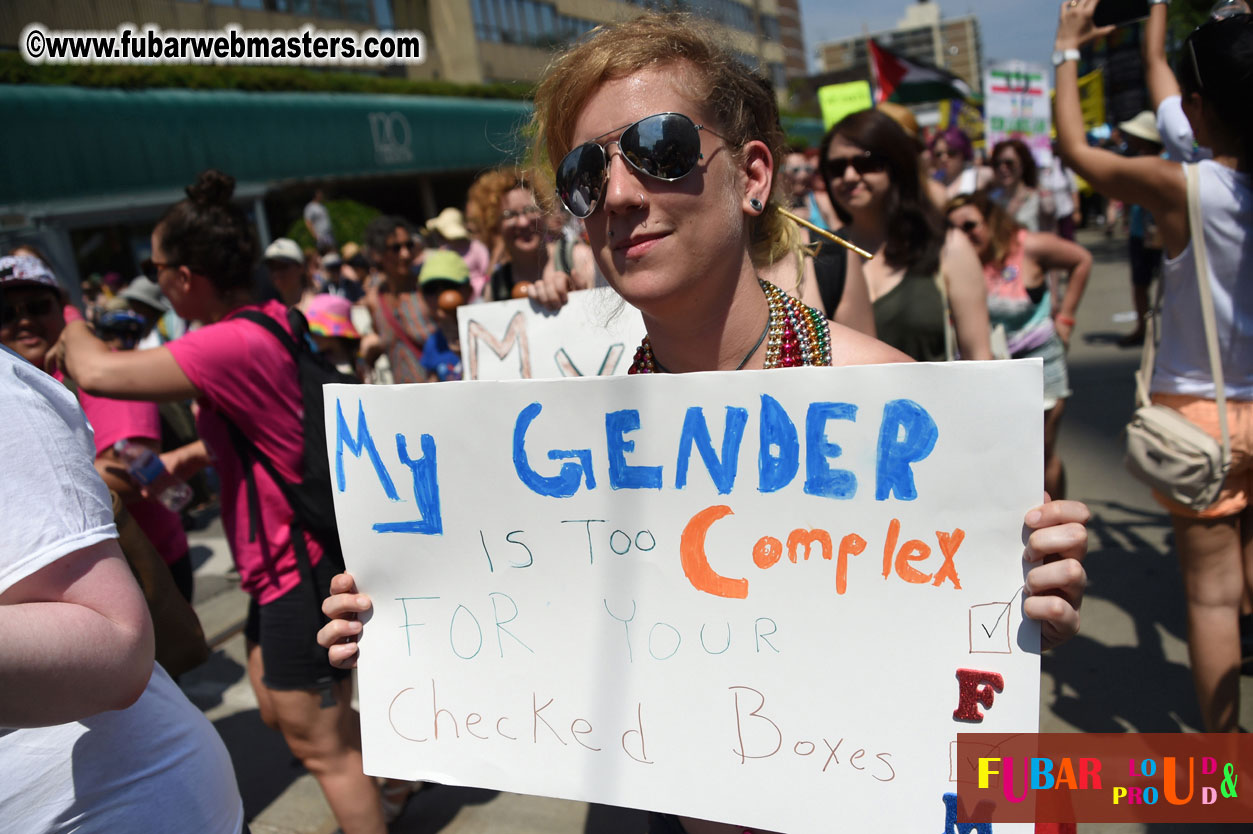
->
xmin=828 ymin=321 xmax=912 ymax=366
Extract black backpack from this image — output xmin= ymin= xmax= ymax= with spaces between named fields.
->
xmin=218 ymin=307 xmax=359 ymax=573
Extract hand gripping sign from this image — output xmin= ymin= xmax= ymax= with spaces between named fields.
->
xmin=327 ymin=360 xmax=1043 ymax=833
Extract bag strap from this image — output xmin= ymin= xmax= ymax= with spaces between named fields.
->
xmin=1184 ymin=163 xmax=1232 ymax=468
xmin=1140 ymin=165 xmax=1232 ymax=466
xmin=230 ymin=308 xmax=302 ymax=363
xmin=376 ymin=293 xmax=425 ymax=357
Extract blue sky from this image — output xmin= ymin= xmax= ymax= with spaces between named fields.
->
xmin=797 ymin=0 xmax=1060 ymax=73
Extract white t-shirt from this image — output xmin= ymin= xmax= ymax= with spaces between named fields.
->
xmin=1156 ymin=96 xmax=1212 ymax=163
xmin=303 ymin=200 xmax=333 ymax=244
xmin=0 ymin=347 xmax=245 ymax=834
xmin=1153 ymin=161 xmax=1253 ymax=400
xmin=1041 ymin=159 xmax=1079 ymax=218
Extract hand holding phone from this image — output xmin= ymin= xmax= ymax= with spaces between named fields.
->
xmin=1093 ymin=0 xmax=1151 ymax=28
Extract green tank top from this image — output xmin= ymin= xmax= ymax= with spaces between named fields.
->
xmin=873 ymin=271 xmax=948 ymax=362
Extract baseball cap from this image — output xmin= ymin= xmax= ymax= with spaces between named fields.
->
xmin=0 ymin=254 xmax=63 ymax=295
xmin=418 ymin=250 xmax=470 ymax=287
xmin=264 ymin=238 xmax=304 ymax=265
xmin=120 ymin=276 xmax=172 ymax=312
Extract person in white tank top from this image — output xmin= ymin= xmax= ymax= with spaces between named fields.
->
xmin=1056 ymin=4 xmax=1253 ymax=733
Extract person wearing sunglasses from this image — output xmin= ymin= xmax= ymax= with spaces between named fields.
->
xmin=317 ymin=13 xmax=1092 ymax=833
xmin=988 ymin=138 xmax=1055 ymax=234
xmin=821 ymin=109 xmax=992 ymax=363
xmin=57 ymin=171 xmax=392 ymax=833
xmin=930 ymin=127 xmax=993 ymax=202
xmin=362 ymin=215 xmax=434 ymax=385
xmin=781 ymin=145 xmax=829 ymax=228
xmin=945 ymin=191 xmax=1092 ymax=500
xmin=1057 ymin=3 xmax=1253 ymax=733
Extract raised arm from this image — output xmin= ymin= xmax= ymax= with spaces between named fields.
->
xmin=1143 ymin=0 xmax=1181 ymax=109
xmin=1054 ymin=0 xmax=1187 ymax=250
xmin=59 ymin=319 xmax=199 ymax=401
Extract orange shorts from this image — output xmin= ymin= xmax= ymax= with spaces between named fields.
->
xmin=1150 ymin=393 xmax=1253 ymax=519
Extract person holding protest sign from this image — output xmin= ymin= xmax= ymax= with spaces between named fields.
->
xmin=321 ymin=12 xmax=1091 ymax=830
xmin=945 ymin=190 xmax=1093 ymax=499
xmin=485 ymin=172 xmax=598 ymax=308
xmin=821 ymin=109 xmax=993 ymax=362
xmin=1056 ymin=3 xmax=1253 ymax=732
xmin=53 ymin=171 xmax=391 ymax=833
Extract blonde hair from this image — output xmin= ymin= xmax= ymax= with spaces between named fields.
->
xmin=527 ymin=12 xmax=799 ymax=267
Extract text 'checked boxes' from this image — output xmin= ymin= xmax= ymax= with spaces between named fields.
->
xmin=969 ymin=600 xmax=1013 ymax=654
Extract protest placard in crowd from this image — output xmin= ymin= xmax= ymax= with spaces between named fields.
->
xmin=457 ymin=288 xmax=646 ymax=380
xmin=327 ymin=360 xmax=1041 ymax=832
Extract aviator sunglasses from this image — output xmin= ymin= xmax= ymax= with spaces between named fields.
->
xmin=554 ymin=112 xmax=726 ymax=219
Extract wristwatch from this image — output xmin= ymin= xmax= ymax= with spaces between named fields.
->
xmin=1148 ymin=0 xmax=1169 ymax=5
xmin=1052 ymin=48 xmax=1081 ymax=67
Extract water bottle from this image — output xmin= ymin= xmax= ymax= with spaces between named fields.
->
xmin=113 ymin=439 xmax=193 ymax=512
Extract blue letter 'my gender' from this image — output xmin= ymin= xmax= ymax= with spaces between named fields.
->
xmin=335 ymin=399 xmax=399 ymax=500
xmin=876 ymin=399 xmax=938 ymax=501
xmin=513 ymin=402 xmax=596 ymax=498
xmin=375 ymin=433 xmax=443 ymax=535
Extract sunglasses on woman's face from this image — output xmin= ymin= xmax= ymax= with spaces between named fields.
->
xmin=821 ymin=151 xmax=888 ymax=180
xmin=0 ymin=296 xmax=57 ymax=327
xmin=952 ymin=219 xmax=980 ymax=233
xmin=995 ymin=157 xmax=1019 ymax=170
xmin=554 ymin=112 xmax=726 ymax=219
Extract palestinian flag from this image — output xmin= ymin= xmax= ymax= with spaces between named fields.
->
xmin=869 ymin=39 xmax=974 ymax=104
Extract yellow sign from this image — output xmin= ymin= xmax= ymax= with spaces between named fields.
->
xmin=1077 ymin=68 xmax=1106 ymax=130
xmin=1048 ymin=68 xmax=1105 ymax=138
xmin=818 ymin=81 xmax=873 ymax=130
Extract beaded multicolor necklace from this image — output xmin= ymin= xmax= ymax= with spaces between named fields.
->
xmin=628 ymin=278 xmax=831 ymax=374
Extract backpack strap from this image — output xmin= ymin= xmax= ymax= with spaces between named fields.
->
xmin=230 ymin=308 xmax=303 ymax=363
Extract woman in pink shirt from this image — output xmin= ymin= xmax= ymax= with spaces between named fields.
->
xmin=59 ymin=171 xmax=389 ymax=834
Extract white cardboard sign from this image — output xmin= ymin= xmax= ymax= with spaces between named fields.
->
xmin=457 ymin=288 xmax=646 ymax=380
xmin=326 ymin=360 xmax=1041 ymax=832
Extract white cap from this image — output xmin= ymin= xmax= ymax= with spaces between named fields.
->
xmin=264 ymin=238 xmax=304 ymax=265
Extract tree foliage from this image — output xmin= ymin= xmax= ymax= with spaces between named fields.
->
xmin=284 ymin=199 xmax=381 ymax=251
xmin=0 ymin=53 xmax=532 ymax=100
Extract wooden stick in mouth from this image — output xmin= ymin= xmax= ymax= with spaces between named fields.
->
xmin=776 ymin=207 xmax=875 ymax=260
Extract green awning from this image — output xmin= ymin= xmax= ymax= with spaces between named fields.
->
xmin=1 ymin=85 xmax=532 ymax=215
xmin=0 ymin=84 xmax=829 ymax=221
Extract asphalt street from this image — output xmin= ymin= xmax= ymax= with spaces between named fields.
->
xmin=180 ymin=228 xmax=1253 ymax=833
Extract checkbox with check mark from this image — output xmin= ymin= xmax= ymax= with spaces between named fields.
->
xmin=968 ymin=600 xmax=1013 ymax=654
